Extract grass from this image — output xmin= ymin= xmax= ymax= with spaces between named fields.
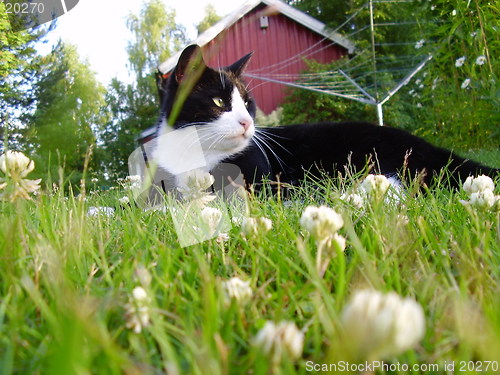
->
xmin=1 ymin=169 xmax=499 ymax=374
xmin=458 ymin=148 xmax=500 ymax=168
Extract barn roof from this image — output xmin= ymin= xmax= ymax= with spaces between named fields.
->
xmin=158 ymin=0 xmax=355 ymax=73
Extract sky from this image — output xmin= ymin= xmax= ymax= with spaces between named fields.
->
xmin=38 ymin=0 xmax=247 ymax=85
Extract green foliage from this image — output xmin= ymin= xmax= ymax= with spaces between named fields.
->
xmin=0 ymin=3 xmax=46 ymax=150
xmin=97 ymin=77 xmax=159 ymax=182
xmin=98 ymin=0 xmax=187 ymax=182
xmin=282 ymin=59 xmax=378 ymax=124
xmin=282 ymin=0 xmax=498 ymax=151
xmin=126 ymin=0 xmax=187 ymax=79
xmin=400 ymin=0 xmax=499 ymax=150
xmin=196 ymin=4 xmax=222 ymax=35
xmin=26 ymin=42 xmax=108 ymax=187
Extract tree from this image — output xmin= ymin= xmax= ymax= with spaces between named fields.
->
xmin=0 ymin=3 xmax=47 ymax=152
xmin=282 ymin=0 xmax=498 ymax=150
xmin=126 ymin=0 xmax=187 ymax=79
xmin=26 ymin=42 xmax=107 ymax=187
xmin=197 ymin=4 xmax=221 ymax=35
xmin=98 ymin=0 xmax=187 ymax=181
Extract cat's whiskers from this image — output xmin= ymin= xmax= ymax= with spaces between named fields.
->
xmin=249 ymin=135 xmax=271 ymax=169
xmin=246 ymin=81 xmax=269 ymax=92
xmin=219 ymin=69 xmax=226 ymax=90
xmin=255 ymin=129 xmax=292 ymax=152
xmin=252 ymin=133 xmax=289 ymax=172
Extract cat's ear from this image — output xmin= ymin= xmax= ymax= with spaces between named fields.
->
xmin=174 ymin=44 xmax=206 ymax=84
xmin=226 ymin=52 xmax=253 ymax=76
xmin=156 ymin=69 xmax=170 ymax=102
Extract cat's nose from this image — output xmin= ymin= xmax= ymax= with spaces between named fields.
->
xmin=239 ymin=119 xmax=252 ymax=131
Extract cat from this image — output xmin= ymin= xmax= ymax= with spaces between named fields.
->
xmin=153 ymin=44 xmax=498 ymax=194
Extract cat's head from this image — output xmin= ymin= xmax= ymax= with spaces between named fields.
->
xmin=158 ymin=45 xmax=256 ymax=160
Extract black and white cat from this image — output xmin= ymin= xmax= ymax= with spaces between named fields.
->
xmin=154 ymin=45 xmax=498 ymax=192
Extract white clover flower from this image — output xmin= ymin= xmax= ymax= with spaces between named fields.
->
xmin=300 ymin=205 xmax=344 ymax=241
xmin=432 ymin=77 xmax=439 ymax=90
xmin=461 ymin=78 xmax=471 ymax=89
xmin=455 ymin=56 xmax=466 ymax=67
xmin=324 ymin=232 xmax=347 ymax=254
xmin=414 ymin=39 xmax=425 ymax=49
xmin=360 ymin=174 xmax=391 ymax=199
xmin=397 ymin=214 xmax=410 ymax=226
xmin=0 ymin=150 xmax=34 ymax=176
xmin=341 ymin=289 xmax=425 ymax=360
xmin=0 ymin=150 xmax=41 ymax=201
xmin=119 ymin=196 xmax=130 ymax=205
xmin=222 ymin=277 xmax=253 ymax=305
xmin=125 ymin=286 xmax=151 ymax=333
xmin=253 ymin=321 xmax=304 ymax=363
xmin=216 ymin=232 xmax=230 ymax=243
xmin=241 ymin=216 xmax=273 ymax=237
xmin=461 ymin=175 xmax=499 ymax=211
xmin=463 ymin=175 xmax=495 ymax=195
xmin=87 ymin=206 xmax=115 ymax=217
xmin=178 ymin=169 xmax=214 ymax=194
xmin=177 ymin=169 xmax=216 ymax=208
xmin=469 ymin=190 xmax=498 ymax=210
xmin=451 ymin=9 xmax=457 ymax=16
xmin=200 ymin=206 xmax=222 ymax=235
xmin=132 ymin=286 xmax=148 ymax=301
xmin=475 ymin=55 xmax=486 ymax=66
xmin=340 ymin=193 xmax=365 ymax=209
xmin=121 ymin=175 xmax=142 ymax=191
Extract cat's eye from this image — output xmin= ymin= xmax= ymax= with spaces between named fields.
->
xmin=212 ymin=97 xmax=224 ymax=108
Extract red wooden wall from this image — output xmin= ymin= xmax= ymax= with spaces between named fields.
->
xmin=201 ymin=4 xmax=347 ymax=114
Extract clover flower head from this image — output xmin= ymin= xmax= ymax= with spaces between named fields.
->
xmin=414 ymin=39 xmax=425 ymax=49
xmin=200 ymin=206 xmax=222 ymax=235
xmin=469 ymin=190 xmax=499 ymax=210
xmin=120 ymin=175 xmax=142 ymax=190
xmin=324 ymin=232 xmax=347 ymax=254
xmin=455 ymin=56 xmax=466 ymax=67
xmin=253 ymin=321 xmax=304 ymax=363
xmin=0 ymin=151 xmax=41 ymax=201
xmin=241 ymin=216 xmax=273 ymax=237
xmin=87 ymin=206 xmax=115 ymax=217
xmin=0 ymin=150 xmax=34 ymax=177
xmin=341 ymin=289 xmax=425 ymax=360
xmin=340 ymin=193 xmax=365 ymax=209
xmin=461 ymin=78 xmax=471 ymax=89
xmin=463 ymin=175 xmax=495 ymax=195
xmin=300 ymin=205 xmax=344 ymax=240
xmin=461 ymin=175 xmax=499 ymax=211
xmin=222 ymin=277 xmax=253 ymax=305
xmin=125 ymin=286 xmax=151 ymax=333
xmin=178 ymin=169 xmax=214 ymax=193
xmin=360 ymin=174 xmax=391 ymax=199
xmin=119 ymin=196 xmax=130 ymax=205
xmin=475 ymin=55 xmax=486 ymax=66
xmin=177 ymin=169 xmax=216 ymax=208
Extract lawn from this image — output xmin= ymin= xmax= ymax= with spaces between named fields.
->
xmin=1 ymin=160 xmax=499 ymax=374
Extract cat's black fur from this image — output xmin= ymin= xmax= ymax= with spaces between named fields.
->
xmin=225 ymin=122 xmax=498 ymax=188
xmin=157 ymin=45 xmax=499 ymax=190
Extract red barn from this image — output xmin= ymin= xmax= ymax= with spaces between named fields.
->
xmin=159 ymin=0 xmax=354 ymax=114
